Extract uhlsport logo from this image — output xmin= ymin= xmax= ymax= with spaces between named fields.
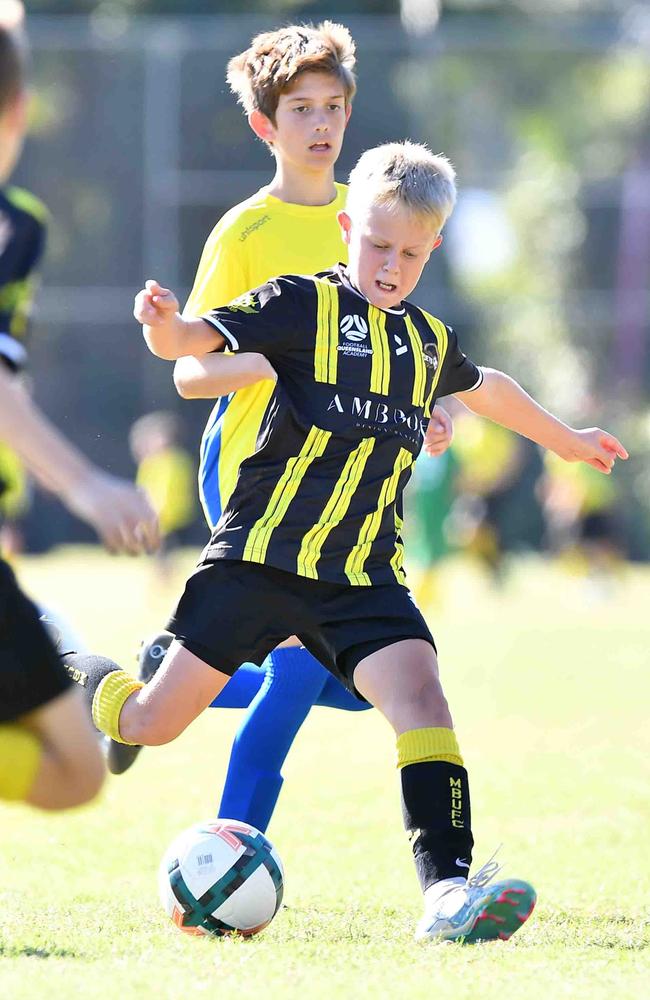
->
xmin=340 ymin=314 xmax=368 ymax=341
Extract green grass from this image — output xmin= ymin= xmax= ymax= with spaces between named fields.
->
xmin=1 ymin=549 xmax=649 ymax=999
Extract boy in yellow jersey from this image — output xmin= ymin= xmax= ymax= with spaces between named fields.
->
xmin=67 ymin=140 xmax=626 ymax=940
xmin=129 ymin=410 xmax=196 ymax=574
xmin=107 ymin=24 xmax=453 ymax=828
xmin=0 ymin=2 xmax=158 ymax=810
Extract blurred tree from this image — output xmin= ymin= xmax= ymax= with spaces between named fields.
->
xmin=28 ymin=1 xmax=397 ymax=14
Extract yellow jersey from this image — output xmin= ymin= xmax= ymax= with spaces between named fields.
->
xmin=183 ymin=184 xmax=348 ymax=528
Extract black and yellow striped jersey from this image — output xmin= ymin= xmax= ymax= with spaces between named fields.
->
xmin=201 ymin=264 xmax=482 ymax=587
xmin=0 ymin=185 xmax=47 ymax=374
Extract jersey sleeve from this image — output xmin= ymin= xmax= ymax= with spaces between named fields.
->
xmin=201 ymin=277 xmax=306 ymax=362
xmin=183 ymin=219 xmax=248 ymax=318
xmin=436 ymin=325 xmax=483 ymax=396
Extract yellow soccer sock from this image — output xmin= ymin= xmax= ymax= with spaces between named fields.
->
xmin=92 ymin=671 xmax=144 ymax=745
xmin=0 ymin=724 xmax=42 ymax=801
xmin=396 ymin=726 xmax=463 ymax=769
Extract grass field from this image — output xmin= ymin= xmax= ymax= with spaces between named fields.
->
xmin=1 ymin=548 xmax=648 ymax=999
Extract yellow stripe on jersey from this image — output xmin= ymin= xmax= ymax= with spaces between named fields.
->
xmin=313 ymin=278 xmax=339 ymax=385
xmin=243 ymin=426 xmax=331 ymax=565
xmin=216 ymin=380 xmax=276 ymax=518
xmin=404 ymin=314 xmax=427 ymax=407
xmin=368 ymin=306 xmax=391 ymax=395
xmin=420 ymin=311 xmax=449 ymax=416
xmin=297 ymin=437 xmax=376 ymax=579
xmin=345 ymin=447 xmax=414 ymax=586
xmin=390 ymin=507 xmax=407 ymax=584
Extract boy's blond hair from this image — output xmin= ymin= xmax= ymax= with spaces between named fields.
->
xmin=227 ymin=21 xmax=356 ymax=123
xmin=347 ymin=141 xmax=457 ymax=234
xmin=0 ymin=1 xmax=26 ymax=114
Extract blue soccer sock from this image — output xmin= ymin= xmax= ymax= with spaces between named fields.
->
xmin=209 ymin=662 xmax=265 ymax=709
xmin=217 ymin=645 xmax=329 ymax=832
xmin=316 ymin=673 xmax=372 ymax=712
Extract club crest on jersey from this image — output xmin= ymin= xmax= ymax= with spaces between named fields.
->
xmin=422 ymin=342 xmax=439 ymax=371
xmin=226 ymin=291 xmax=259 ymax=314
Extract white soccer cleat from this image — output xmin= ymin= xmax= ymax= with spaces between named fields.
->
xmin=415 ymin=855 xmax=536 ymax=943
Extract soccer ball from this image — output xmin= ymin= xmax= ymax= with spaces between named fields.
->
xmin=158 ymin=819 xmax=284 ymax=937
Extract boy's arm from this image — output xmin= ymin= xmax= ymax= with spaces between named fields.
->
xmin=454 ymin=368 xmax=628 ymax=473
xmin=135 ymin=280 xmax=224 ymax=360
xmin=173 ymin=352 xmax=277 ymax=400
xmin=0 ymin=367 xmax=159 ymax=553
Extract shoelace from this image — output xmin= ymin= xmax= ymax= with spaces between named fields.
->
xmin=468 ymin=846 xmax=504 ymax=890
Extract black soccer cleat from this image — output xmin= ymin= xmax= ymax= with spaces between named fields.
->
xmin=105 ymin=630 xmax=174 ymax=775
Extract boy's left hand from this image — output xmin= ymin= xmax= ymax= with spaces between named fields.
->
xmin=562 ymin=428 xmax=629 ymax=473
xmin=423 ymin=405 xmax=453 ymax=457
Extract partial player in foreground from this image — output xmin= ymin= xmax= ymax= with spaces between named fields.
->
xmin=0 ymin=2 xmax=158 ymax=810
xmin=66 ymin=141 xmax=626 ymax=940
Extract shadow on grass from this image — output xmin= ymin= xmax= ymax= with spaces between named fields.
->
xmin=0 ymin=943 xmax=80 ymax=959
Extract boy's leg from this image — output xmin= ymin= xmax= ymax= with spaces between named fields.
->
xmin=211 ymin=662 xmax=266 ymax=708
xmin=316 ymin=672 xmax=372 ymax=711
xmin=65 ymin=641 xmax=231 ymax=748
xmin=353 ymin=639 xmax=473 ymax=886
xmin=353 ymin=638 xmax=535 ymax=942
xmin=66 ymin=561 xmax=301 ymax=754
xmin=217 ymin=645 xmax=328 ymax=831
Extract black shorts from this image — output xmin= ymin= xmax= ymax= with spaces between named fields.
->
xmin=168 ymin=560 xmax=436 ymax=699
xmin=0 ymin=559 xmax=72 ymax=722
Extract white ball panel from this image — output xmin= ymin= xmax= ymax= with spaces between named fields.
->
xmin=213 ymin=864 xmax=278 ymax=930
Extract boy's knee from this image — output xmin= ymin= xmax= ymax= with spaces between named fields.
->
xmin=122 ymin=704 xmax=183 ymax=747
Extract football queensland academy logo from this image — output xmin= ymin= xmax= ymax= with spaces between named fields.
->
xmin=226 ymin=290 xmax=259 ymax=314
xmin=340 ymin=313 xmax=368 ymax=341
xmin=338 ymin=314 xmax=372 ymax=358
xmin=422 ymin=342 xmax=439 ymax=372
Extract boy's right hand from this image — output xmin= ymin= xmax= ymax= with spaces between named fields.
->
xmin=133 ymin=280 xmax=179 ymax=326
xmin=65 ymin=470 xmax=160 ymax=555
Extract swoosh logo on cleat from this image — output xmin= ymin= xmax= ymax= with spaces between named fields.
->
xmin=455 ymin=858 xmax=470 ymax=869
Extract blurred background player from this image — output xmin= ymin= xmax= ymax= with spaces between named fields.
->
xmin=444 ymin=407 xmax=544 ymax=584
xmin=129 ymin=410 xmax=196 ymax=579
xmin=108 ymin=24 xmax=454 ymax=835
xmin=539 ymin=449 xmax=625 ymax=598
xmin=0 ymin=0 xmax=158 ymax=810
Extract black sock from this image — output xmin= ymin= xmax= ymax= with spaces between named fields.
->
xmin=401 ymin=760 xmax=474 ymax=891
xmin=62 ymin=652 xmax=122 ymax=706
